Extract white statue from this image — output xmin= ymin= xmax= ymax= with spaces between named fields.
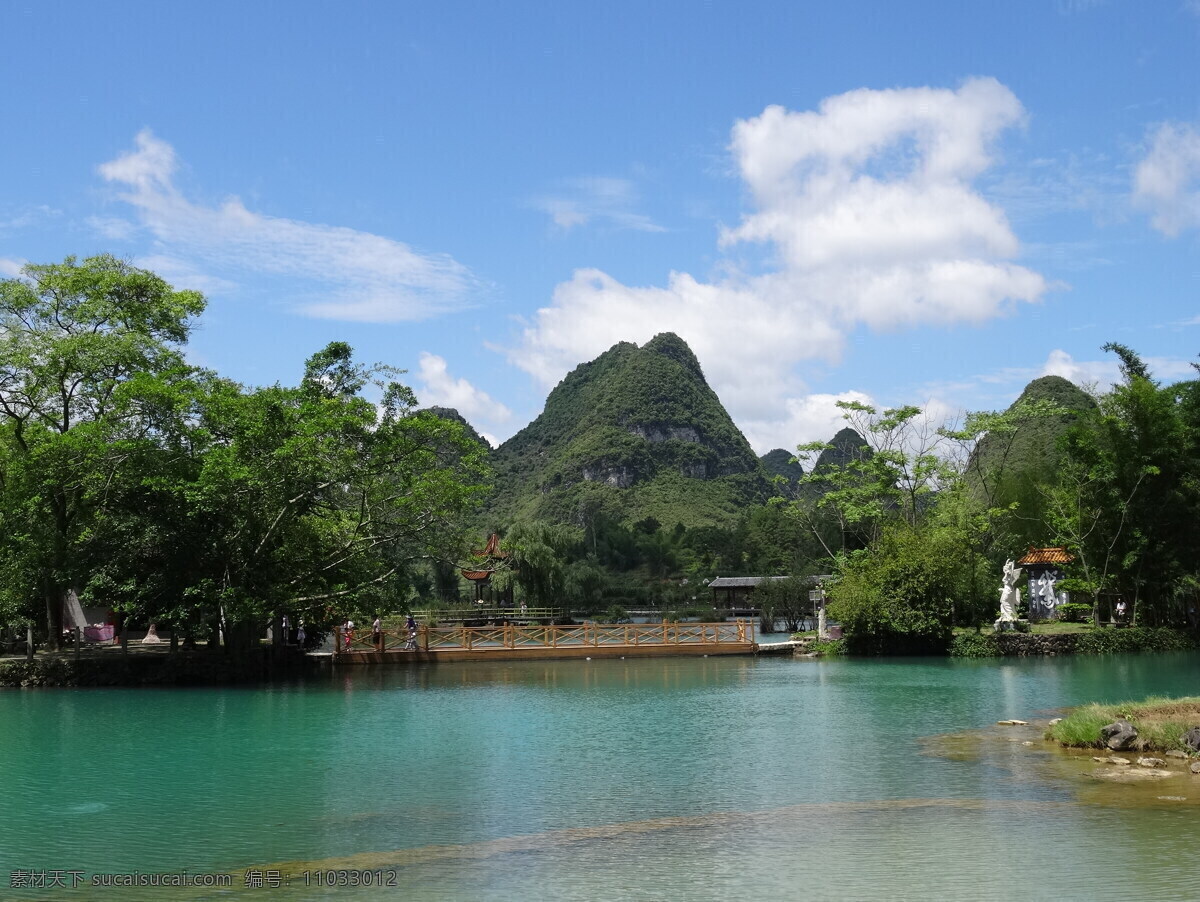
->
xmin=996 ymin=559 xmax=1023 ymax=628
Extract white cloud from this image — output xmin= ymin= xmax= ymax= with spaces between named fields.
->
xmin=1041 ymin=348 xmax=1197 ymax=387
xmin=0 ymin=205 xmax=60 ymax=232
xmin=0 ymin=257 xmax=25 ymax=278
xmin=510 ymin=79 xmax=1047 ymax=451
xmin=135 ymin=254 xmax=239 ymax=296
xmin=742 ymin=391 xmax=875 ymax=454
xmin=1133 ymin=121 xmax=1200 ymax=236
xmin=416 ymin=352 xmax=512 ymax=428
xmin=98 ymin=130 xmax=477 ymax=322
xmin=532 ymin=176 xmax=665 ymax=233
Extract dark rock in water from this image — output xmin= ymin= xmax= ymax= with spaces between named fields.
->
xmin=1100 ymin=720 xmax=1138 ymax=751
xmin=1183 ymin=726 xmax=1200 ymax=752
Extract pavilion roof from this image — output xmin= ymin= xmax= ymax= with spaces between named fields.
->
xmin=471 ymin=533 xmax=507 ymax=558
xmin=461 ymin=569 xmax=496 ymax=581
xmin=1017 ymin=546 xmax=1075 ymax=566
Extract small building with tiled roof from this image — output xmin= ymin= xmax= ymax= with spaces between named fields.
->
xmin=1016 ymin=547 xmax=1075 ymax=620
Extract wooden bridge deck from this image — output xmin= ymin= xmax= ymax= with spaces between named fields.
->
xmin=334 ymin=621 xmax=757 ymax=664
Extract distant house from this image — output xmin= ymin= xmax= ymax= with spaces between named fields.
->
xmin=709 ymin=575 xmax=828 ymax=610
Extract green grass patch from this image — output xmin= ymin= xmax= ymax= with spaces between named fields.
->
xmin=1046 ymin=696 xmax=1200 ymax=751
xmin=951 ymin=621 xmax=1094 ymax=637
xmin=1029 ymin=621 xmax=1094 ymax=635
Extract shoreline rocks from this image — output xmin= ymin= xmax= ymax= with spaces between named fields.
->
xmin=1100 ymin=719 xmax=1139 ymax=751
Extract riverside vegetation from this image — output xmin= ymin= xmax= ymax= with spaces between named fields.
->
xmin=3 ymin=255 xmax=1200 ymax=663
xmin=1047 ymin=696 xmax=1200 ymax=754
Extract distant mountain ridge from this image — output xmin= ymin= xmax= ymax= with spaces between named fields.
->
xmin=438 ymin=341 xmax=1094 ymax=534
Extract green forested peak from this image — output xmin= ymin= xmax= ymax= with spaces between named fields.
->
xmin=813 ymin=427 xmax=871 ymax=474
xmin=487 ymin=333 xmax=768 ymax=527
xmin=425 ymin=406 xmax=490 ymax=449
xmin=1014 ymin=375 xmax=1097 ymax=411
xmin=761 ymin=448 xmax=804 ymax=479
xmin=643 ymin=332 xmax=704 ymax=380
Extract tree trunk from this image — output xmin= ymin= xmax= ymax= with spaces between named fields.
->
xmin=44 ymin=586 xmax=64 ymax=652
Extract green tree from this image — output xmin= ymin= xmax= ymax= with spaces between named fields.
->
xmin=1042 ymin=346 xmax=1188 ymax=626
xmin=826 ymin=524 xmax=963 ymax=654
xmin=792 ymin=402 xmax=949 ymax=559
xmin=182 ymin=344 xmax=489 ymax=644
xmin=754 ymin=574 xmax=816 ymax=633
xmin=495 ymin=521 xmax=584 ymax=608
xmin=0 ymin=255 xmax=203 ymax=647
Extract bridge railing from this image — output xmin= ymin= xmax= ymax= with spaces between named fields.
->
xmin=409 ymin=607 xmax=562 ymax=623
xmin=335 ymin=620 xmax=753 ymax=655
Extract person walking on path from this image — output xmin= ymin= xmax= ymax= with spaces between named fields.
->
xmin=372 ymin=615 xmax=383 ymax=651
xmin=406 ymin=614 xmax=418 ymax=651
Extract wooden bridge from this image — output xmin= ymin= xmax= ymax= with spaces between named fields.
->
xmin=334 ymin=620 xmax=757 ymax=664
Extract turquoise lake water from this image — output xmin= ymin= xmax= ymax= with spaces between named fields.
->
xmin=3 ymin=652 xmax=1200 ymax=900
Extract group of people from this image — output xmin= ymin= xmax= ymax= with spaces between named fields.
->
xmin=341 ymin=614 xmax=419 ymax=651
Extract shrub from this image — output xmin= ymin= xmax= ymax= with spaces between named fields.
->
xmin=826 ymin=526 xmax=960 ymax=655
xmin=1057 ymin=602 xmax=1093 ymax=623
xmin=1075 ymin=626 xmax=1195 ymax=655
xmin=949 ymin=633 xmax=1000 ymax=658
xmin=808 ymin=638 xmax=846 ymax=656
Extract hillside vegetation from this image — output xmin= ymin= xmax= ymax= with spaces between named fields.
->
xmin=485 ymin=333 xmax=771 ymax=529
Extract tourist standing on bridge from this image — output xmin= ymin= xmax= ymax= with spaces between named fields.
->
xmin=406 ymin=614 xmax=418 ymax=650
xmin=343 ymin=618 xmax=354 ymax=650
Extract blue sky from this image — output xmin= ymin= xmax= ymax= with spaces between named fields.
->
xmin=2 ymin=0 xmax=1199 ymax=451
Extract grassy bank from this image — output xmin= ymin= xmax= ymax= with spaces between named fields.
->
xmin=1046 ymin=696 xmax=1200 ymax=752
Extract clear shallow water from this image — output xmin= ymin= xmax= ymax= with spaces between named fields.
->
xmin=2 ymin=652 xmax=1199 ymax=900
